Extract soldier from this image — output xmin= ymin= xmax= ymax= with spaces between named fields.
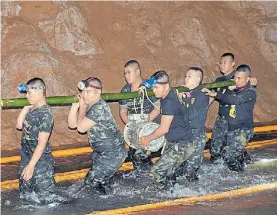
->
xmin=210 ymin=53 xmax=257 ymax=163
xmin=119 ymin=60 xmax=160 ymax=175
xmin=202 ymin=65 xmax=256 ymax=171
xmin=177 ymin=67 xmax=209 ymax=181
xmin=68 ymin=77 xmax=127 ymax=193
xmin=16 ymin=78 xmax=56 ymax=203
xmin=140 ymin=71 xmax=194 ymax=188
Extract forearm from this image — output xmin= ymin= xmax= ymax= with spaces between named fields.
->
xmin=120 ymin=111 xmax=128 ymax=124
xmin=209 ymin=97 xmax=215 ymax=106
xmin=28 ymin=142 xmax=47 ymax=167
xmin=77 ymin=105 xmax=87 ymax=125
xmin=16 ymin=111 xmax=27 ymax=130
xmin=16 ymin=107 xmax=31 ymax=129
xmin=68 ymin=106 xmax=79 ymax=128
xmin=149 ymin=108 xmax=160 ymax=121
xmin=147 ymin=126 xmax=168 ymax=141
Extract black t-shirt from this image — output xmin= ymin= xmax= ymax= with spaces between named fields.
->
xmin=161 ymin=89 xmax=190 ymax=142
xmin=21 ymin=105 xmax=54 ymax=163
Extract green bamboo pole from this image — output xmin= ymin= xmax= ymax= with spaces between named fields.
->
xmin=1 ymin=80 xmax=234 ymax=108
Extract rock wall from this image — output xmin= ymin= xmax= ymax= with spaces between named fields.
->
xmin=1 ymin=1 xmax=277 ymax=153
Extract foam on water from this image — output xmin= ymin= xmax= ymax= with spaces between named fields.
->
xmin=1 ymin=145 xmax=277 ymax=214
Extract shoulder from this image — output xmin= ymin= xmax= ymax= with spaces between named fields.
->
xmin=162 ymin=90 xmax=179 ymax=105
xmin=91 ymin=99 xmax=110 ymax=112
xmin=40 ymin=105 xmax=53 ymax=116
xmin=246 ymin=85 xmax=257 ymax=95
xmin=215 ymin=76 xmax=223 ymax=82
xmin=121 ymin=83 xmax=131 ymax=92
xmin=194 ymin=88 xmax=209 ymax=100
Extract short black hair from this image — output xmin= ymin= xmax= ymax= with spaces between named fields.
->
xmin=87 ymin=77 xmax=103 ymax=89
xmin=124 ymin=60 xmax=141 ymax=71
xmin=188 ymin=66 xmax=204 ymax=83
xmin=236 ymin=64 xmax=251 ymax=77
xmin=221 ymin=53 xmax=235 ymax=61
xmin=26 ymin=77 xmax=46 ymax=95
xmin=152 ymin=70 xmax=169 ymax=83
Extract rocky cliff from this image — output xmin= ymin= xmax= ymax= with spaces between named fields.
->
xmin=1 ymin=1 xmax=277 ymax=153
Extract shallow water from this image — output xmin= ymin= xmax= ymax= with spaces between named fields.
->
xmin=2 ymin=131 xmax=277 ymax=181
xmin=1 ymin=143 xmax=277 ymax=215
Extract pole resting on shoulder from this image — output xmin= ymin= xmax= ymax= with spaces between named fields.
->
xmin=1 ymin=81 xmax=234 ymax=109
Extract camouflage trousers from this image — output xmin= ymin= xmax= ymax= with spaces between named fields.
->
xmin=150 ymin=139 xmax=196 ymax=184
xmin=84 ymin=146 xmax=127 ymax=188
xmin=18 ymin=156 xmax=56 ymax=198
xmin=176 ymin=129 xmax=207 ymax=179
xmin=127 ymin=119 xmax=154 ymax=170
xmin=129 ymin=148 xmax=153 ymax=170
xmin=210 ymin=116 xmax=228 ymax=158
xmin=222 ymin=128 xmax=254 ymax=171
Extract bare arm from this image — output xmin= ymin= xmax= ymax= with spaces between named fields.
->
xmin=149 ymin=101 xmax=161 ymax=121
xmin=140 ymin=115 xmax=173 ymax=148
xmin=68 ymin=102 xmax=95 ymax=133
xmin=22 ymin=131 xmax=51 ymax=181
xmin=16 ymin=106 xmax=32 ymax=130
xmin=147 ymin=115 xmax=173 ymax=140
xmin=68 ymin=94 xmax=89 ymax=130
xmin=209 ymin=97 xmax=215 ymax=106
xmin=68 ymin=103 xmax=79 ymax=129
xmin=77 ymin=116 xmax=96 ymax=133
xmin=119 ymin=105 xmax=128 ymax=124
xmin=28 ymin=132 xmax=51 ymax=167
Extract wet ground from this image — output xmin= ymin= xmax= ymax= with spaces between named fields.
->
xmin=1 ymin=138 xmax=277 ymax=215
xmin=2 ymin=131 xmax=277 ymax=181
xmin=131 ymin=189 xmax=277 ymax=215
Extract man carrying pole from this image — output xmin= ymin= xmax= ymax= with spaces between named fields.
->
xmin=16 ymin=78 xmax=57 ymax=204
xmin=119 ymin=60 xmax=160 ymax=176
xmin=203 ymin=65 xmax=257 ymax=171
xmin=140 ymin=71 xmax=194 ymax=188
xmin=68 ymin=77 xmax=127 ymax=194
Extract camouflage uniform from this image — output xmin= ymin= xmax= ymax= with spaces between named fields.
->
xmin=19 ymin=105 xmax=56 ymax=199
xmin=178 ymin=130 xmax=207 ymax=180
xmin=215 ymin=84 xmax=256 ymax=171
xmin=84 ymin=99 xmax=127 ymax=190
xmin=150 ymin=140 xmax=196 ymax=185
xmin=176 ymin=87 xmax=209 ymax=180
xmin=210 ymin=115 xmax=228 ymax=158
xmin=150 ymin=89 xmax=192 ymax=186
xmin=210 ymin=71 xmax=235 ymax=160
xmin=119 ymin=82 xmax=159 ymax=170
xmin=222 ymin=128 xmax=254 ymax=171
